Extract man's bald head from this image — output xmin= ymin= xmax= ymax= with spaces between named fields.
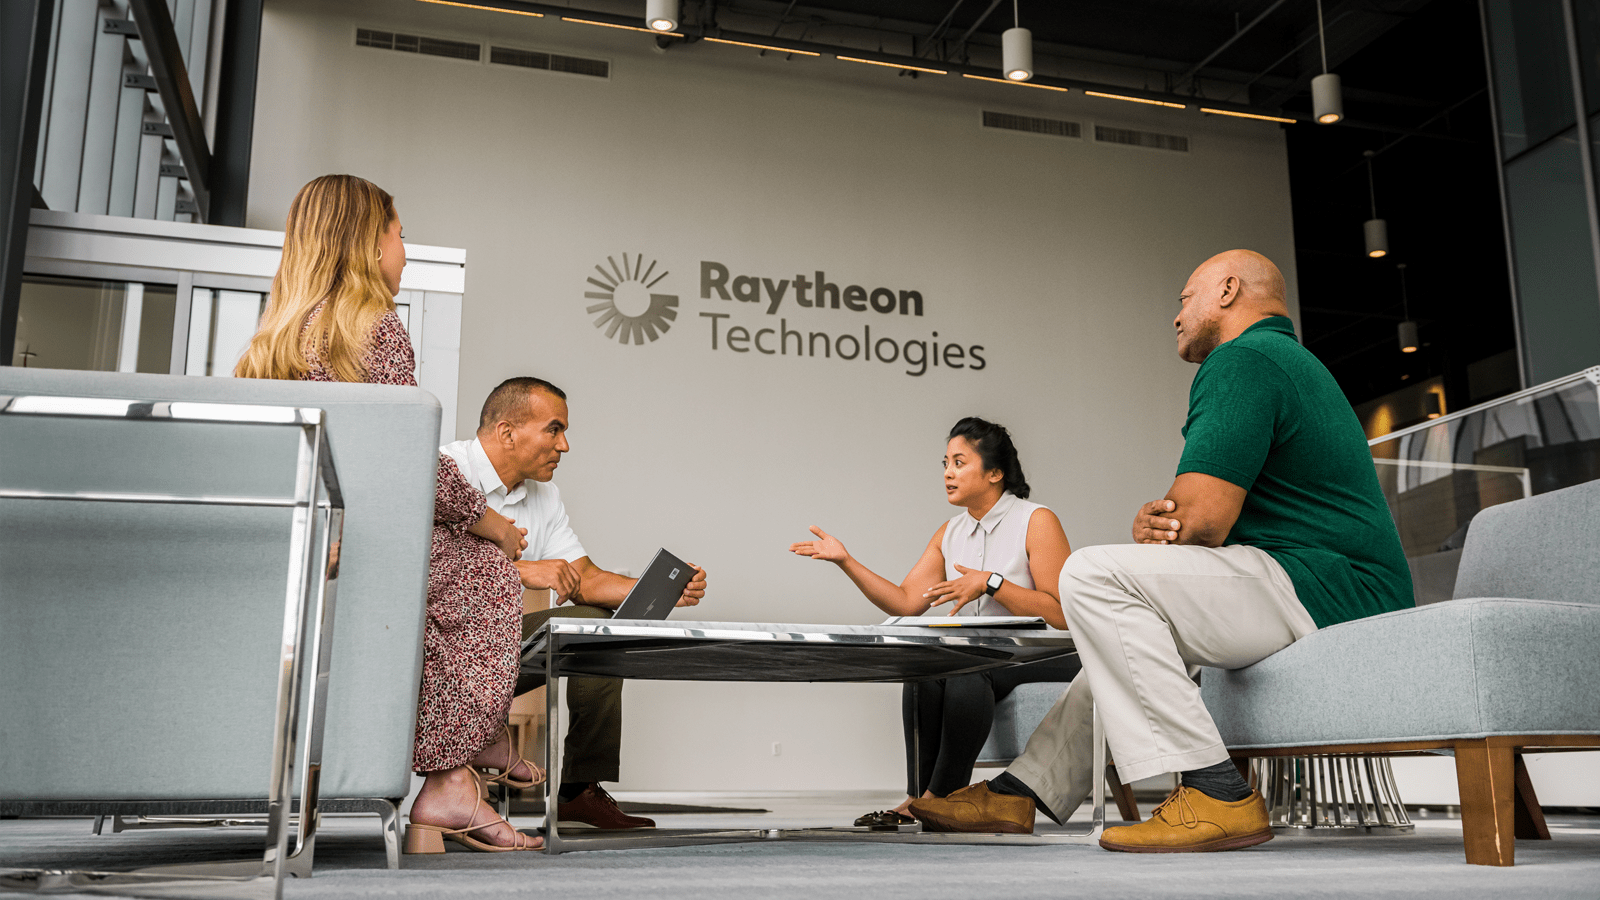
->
xmin=1174 ymin=250 xmax=1291 ymax=363
xmin=1192 ymin=249 xmax=1288 ymax=308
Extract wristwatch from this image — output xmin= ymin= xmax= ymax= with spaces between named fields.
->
xmin=984 ymin=572 xmax=1004 ymax=596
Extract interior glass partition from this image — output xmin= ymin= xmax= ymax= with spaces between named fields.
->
xmin=10 ymin=276 xmax=176 ymax=373
xmin=1370 ymin=367 xmax=1600 ymax=604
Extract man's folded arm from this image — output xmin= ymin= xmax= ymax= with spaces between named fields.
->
xmin=1164 ymin=471 xmax=1248 ymax=547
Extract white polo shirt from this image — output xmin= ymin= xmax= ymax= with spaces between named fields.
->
xmin=439 ymin=437 xmax=587 ymax=564
xmin=939 ymin=491 xmax=1045 ymax=617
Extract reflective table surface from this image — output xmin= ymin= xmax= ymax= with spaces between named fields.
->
xmin=521 ymin=618 xmax=1079 ymax=683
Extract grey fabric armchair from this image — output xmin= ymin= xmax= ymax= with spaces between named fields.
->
xmin=1200 ymin=476 xmax=1600 ymax=865
xmin=0 ymin=368 xmax=441 ymax=878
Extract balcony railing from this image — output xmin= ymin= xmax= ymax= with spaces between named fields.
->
xmin=1369 ymin=367 xmax=1600 ymax=605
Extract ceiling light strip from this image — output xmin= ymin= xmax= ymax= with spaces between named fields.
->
xmin=1200 ymin=106 xmax=1297 ymax=124
xmin=416 ymin=0 xmax=542 ymax=15
xmin=961 ymin=73 xmax=1068 ymax=92
xmin=704 ymin=37 xmax=821 ymax=57
xmin=836 ymin=55 xmax=947 ymax=75
xmin=561 ymin=16 xmax=682 ymax=36
xmin=1084 ymin=90 xmax=1185 ymax=109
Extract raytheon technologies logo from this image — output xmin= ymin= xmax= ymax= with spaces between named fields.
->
xmin=585 ymin=253 xmax=678 ymax=345
xmin=584 ymin=253 xmax=990 ymax=377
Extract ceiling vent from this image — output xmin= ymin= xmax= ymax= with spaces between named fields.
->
xmin=490 ymin=45 xmax=610 ymax=79
xmin=982 ymin=110 xmax=1082 ymax=139
xmin=356 ymin=28 xmax=481 ymax=62
xmin=1094 ymin=125 xmax=1189 ymax=152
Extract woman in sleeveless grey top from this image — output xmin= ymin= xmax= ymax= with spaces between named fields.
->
xmin=789 ymin=417 xmax=1078 ymax=827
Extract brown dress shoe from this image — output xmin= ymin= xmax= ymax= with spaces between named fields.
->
xmin=556 ymin=784 xmax=656 ymax=830
xmin=1098 ymin=787 xmax=1273 ymax=853
xmin=908 ymin=782 xmax=1035 ymax=834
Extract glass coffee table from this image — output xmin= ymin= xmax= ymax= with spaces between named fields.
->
xmin=519 ymin=619 xmax=1101 ymax=853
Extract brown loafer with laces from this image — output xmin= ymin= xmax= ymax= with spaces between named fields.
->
xmin=1098 ymin=786 xmax=1272 ymax=853
xmin=557 ymin=783 xmax=656 ymax=830
xmin=908 ymin=782 xmax=1035 ymax=834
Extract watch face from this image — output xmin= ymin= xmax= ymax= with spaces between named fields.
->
xmin=986 ymin=573 xmax=1003 ymax=594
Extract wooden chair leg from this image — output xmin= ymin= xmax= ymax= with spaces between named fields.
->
xmin=1512 ymin=754 xmax=1551 ymax=841
xmin=1106 ymin=764 xmax=1139 ymax=822
xmin=1456 ymin=740 xmax=1517 ymax=866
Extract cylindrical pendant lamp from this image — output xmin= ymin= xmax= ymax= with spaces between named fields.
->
xmin=1311 ymin=1 xmax=1342 ymax=124
xmin=1364 ymin=218 xmax=1389 ymax=258
xmin=1423 ymin=392 xmax=1443 ymax=419
xmin=1313 ymin=72 xmax=1343 ymax=124
xmin=1398 ymin=319 xmax=1418 ymax=353
xmin=645 ymin=0 xmax=678 ymax=32
xmin=1003 ymin=27 xmax=1033 ymax=81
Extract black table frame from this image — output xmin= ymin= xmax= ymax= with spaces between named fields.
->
xmin=520 ymin=619 xmax=1104 ymax=853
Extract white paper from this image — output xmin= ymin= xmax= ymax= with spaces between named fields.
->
xmin=879 ymin=615 xmax=1047 ymax=628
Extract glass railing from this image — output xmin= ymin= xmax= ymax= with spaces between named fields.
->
xmin=1368 ymin=367 xmax=1600 ymax=604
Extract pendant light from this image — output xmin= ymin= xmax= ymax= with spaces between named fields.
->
xmin=645 ymin=0 xmax=678 ymax=32
xmin=1423 ymin=392 xmax=1443 ymax=419
xmin=1364 ymin=150 xmax=1389 ymax=258
xmin=1397 ymin=263 xmax=1418 ymax=354
xmin=1311 ymin=0 xmax=1343 ymax=124
xmin=1002 ymin=0 xmax=1033 ymax=82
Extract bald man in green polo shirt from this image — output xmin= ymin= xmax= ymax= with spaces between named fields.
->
xmin=910 ymin=249 xmax=1413 ymax=852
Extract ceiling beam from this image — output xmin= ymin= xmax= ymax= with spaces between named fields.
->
xmin=408 ymin=0 xmax=1455 ymax=132
xmin=1171 ymin=0 xmax=1296 ymax=93
xmin=1251 ymin=0 xmax=1429 ymax=110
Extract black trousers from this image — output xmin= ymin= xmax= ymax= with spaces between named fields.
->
xmin=902 ymin=657 xmax=1081 ymax=798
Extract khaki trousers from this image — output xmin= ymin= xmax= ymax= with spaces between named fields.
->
xmin=1007 ymin=543 xmax=1317 ymax=820
xmin=516 ymin=604 xmax=623 ymax=785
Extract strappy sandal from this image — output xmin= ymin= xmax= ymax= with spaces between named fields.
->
xmin=404 ymin=770 xmax=542 ymax=854
xmin=853 ymin=809 xmax=916 ymax=829
xmin=475 ymin=725 xmax=545 ymax=790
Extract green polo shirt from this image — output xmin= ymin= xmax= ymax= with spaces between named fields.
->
xmin=1177 ymin=316 xmax=1413 ymax=628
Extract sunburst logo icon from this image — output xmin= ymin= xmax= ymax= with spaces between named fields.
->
xmin=585 ymin=253 xmax=678 ymax=345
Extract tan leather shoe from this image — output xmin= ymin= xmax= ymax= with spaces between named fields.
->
xmin=908 ymin=782 xmax=1034 ymax=834
xmin=1098 ymin=787 xmax=1273 ymax=853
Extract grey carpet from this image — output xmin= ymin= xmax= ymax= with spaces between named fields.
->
xmin=3 ymin=813 xmax=1598 ymax=899
xmin=508 ymin=800 xmax=769 ymax=815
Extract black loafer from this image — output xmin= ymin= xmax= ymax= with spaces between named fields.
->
xmin=853 ymin=809 xmax=916 ymax=829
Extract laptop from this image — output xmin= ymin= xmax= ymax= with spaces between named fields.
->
xmin=520 ymin=548 xmax=694 ymax=655
xmin=610 ymin=548 xmax=695 ymax=620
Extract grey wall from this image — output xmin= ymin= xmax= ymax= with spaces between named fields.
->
xmin=249 ymin=0 xmax=1299 ymax=791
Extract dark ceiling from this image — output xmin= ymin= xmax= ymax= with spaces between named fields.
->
xmin=687 ymin=0 xmax=1512 ymax=413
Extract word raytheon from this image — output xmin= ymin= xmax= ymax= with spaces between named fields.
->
xmin=699 ymin=314 xmax=986 ymax=378
xmin=702 ymin=262 xmax=923 ymax=317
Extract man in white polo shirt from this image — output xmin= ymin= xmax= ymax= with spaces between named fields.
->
xmin=441 ymin=376 xmax=708 ymax=830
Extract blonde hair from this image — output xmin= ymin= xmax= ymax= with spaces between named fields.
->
xmin=235 ymin=174 xmax=397 ymax=381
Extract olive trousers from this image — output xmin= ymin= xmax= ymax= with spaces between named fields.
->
xmin=515 ymin=604 xmax=623 ymax=785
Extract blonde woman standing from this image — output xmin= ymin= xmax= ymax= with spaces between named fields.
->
xmin=237 ymin=175 xmax=540 ymax=853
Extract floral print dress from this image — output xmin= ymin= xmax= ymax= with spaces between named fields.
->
xmin=300 ymin=306 xmax=523 ymax=772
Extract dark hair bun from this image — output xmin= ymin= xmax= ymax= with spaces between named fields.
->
xmin=946 ymin=417 xmax=1030 ymax=499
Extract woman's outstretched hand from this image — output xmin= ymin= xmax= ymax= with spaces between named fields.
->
xmin=923 ymin=563 xmax=990 ymax=614
xmin=789 ymin=526 xmax=849 ymax=563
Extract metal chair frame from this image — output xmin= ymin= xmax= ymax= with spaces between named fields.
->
xmin=0 ymin=395 xmax=343 ymax=900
